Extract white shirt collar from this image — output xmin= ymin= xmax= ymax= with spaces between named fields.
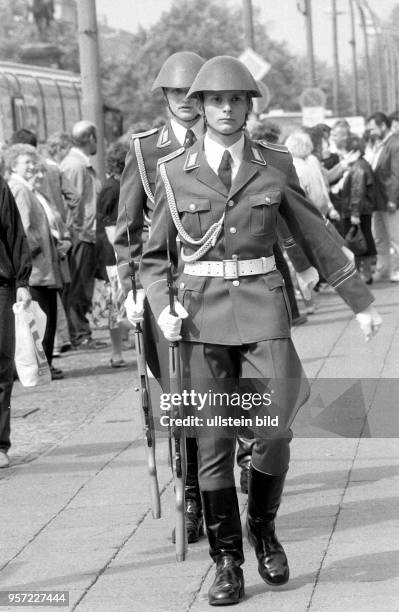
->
xmin=170 ymin=117 xmax=203 ymax=146
xmin=204 ymin=132 xmax=245 ymax=180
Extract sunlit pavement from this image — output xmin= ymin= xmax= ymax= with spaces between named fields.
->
xmin=1 ymin=282 xmax=398 ymax=612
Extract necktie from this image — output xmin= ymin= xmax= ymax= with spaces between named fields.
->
xmin=183 ymin=129 xmax=196 ymax=149
xmin=218 ymin=150 xmax=232 ymax=191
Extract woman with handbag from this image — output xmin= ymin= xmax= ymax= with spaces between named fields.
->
xmin=7 ymin=144 xmax=64 ymax=379
xmin=340 ymin=135 xmax=377 ymax=284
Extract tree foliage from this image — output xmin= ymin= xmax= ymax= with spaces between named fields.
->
xmin=101 ymin=0 xmax=312 ymax=126
xmin=0 ymin=0 xmax=363 ymax=125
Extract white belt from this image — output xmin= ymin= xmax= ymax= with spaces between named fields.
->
xmin=183 ymin=256 xmax=276 ymax=280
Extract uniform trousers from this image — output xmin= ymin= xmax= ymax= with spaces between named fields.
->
xmin=180 ymin=339 xmax=308 ymax=492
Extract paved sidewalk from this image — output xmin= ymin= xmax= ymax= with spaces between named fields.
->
xmin=0 ymin=283 xmax=398 ymax=611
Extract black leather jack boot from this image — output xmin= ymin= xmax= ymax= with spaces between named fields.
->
xmin=236 ymin=436 xmax=255 ymax=494
xmin=172 ymin=437 xmax=204 ymax=544
xmin=246 ymin=466 xmax=289 ymax=585
xmin=202 ymin=488 xmax=245 ymax=606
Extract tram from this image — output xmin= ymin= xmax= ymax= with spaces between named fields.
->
xmin=0 ymin=60 xmax=123 ymax=143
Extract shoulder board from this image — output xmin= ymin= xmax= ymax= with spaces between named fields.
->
xmin=130 ymin=127 xmax=159 ymax=140
xmin=258 ymin=141 xmax=289 ymax=154
xmin=157 ymin=147 xmax=185 ymax=165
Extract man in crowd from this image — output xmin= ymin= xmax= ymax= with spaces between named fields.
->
xmin=367 ymin=112 xmax=399 ymax=282
xmin=60 ymin=120 xmax=107 ymax=348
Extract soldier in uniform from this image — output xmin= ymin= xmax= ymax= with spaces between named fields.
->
xmin=114 ymin=51 xmax=206 ymax=544
xmin=140 ymin=56 xmax=382 ymax=606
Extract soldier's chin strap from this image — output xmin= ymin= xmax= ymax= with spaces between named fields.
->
xmin=163 ymin=90 xmax=201 ymax=124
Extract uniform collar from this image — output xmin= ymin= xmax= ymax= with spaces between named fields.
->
xmin=183 ymin=134 xmax=264 ymax=199
xmin=170 ymin=117 xmax=204 ymax=146
xmin=203 ymin=132 xmax=245 ymax=178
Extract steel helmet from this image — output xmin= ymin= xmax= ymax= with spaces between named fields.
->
xmin=187 ymin=56 xmax=261 ymax=98
xmin=151 ymin=52 xmax=206 ymax=91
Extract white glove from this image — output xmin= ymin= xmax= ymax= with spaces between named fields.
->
xmin=16 ymin=286 xmax=31 ymax=307
xmin=297 ymin=266 xmax=319 ymax=300
xmin=125 ymin=288 xmax=145 ymax=324
xmin=356 ymin=305 xmax=382 ymax=342
xmin=157 ymin=301 xmax=188 ymax=341
xmin=328 ymin=206 xmax=341 ymax=222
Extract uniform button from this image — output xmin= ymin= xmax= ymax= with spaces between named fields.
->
xmin=227 ymin=200 xmax=234 ymax=207
xmin=229 ymin=227 xmax=237 ymax=234
xmin=179 ymin=282 xmax=185 ymax=289
xmin=189 ymin=203 xmax=196 ymax=211
xmin=265 ymin=196 xmax=271 ymax=203
xmin=232 ymin=280 xmax=240 ymax=287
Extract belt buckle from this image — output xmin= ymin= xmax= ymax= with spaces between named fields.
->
xmin=223 ymin=258 xmax=239 ymax=280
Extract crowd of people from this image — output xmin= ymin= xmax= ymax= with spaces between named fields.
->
xmin=0 ymin=50 xmax=393 ymax=606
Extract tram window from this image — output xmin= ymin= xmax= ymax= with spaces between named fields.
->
xmin=40 ymin=79 xmax=64 ymax=135
xmin=12 ymin=97 xmax=25 ymax=131
xmin=18 ymin=75 xmax=44 ymax=141
xmin=57 ymin=81 xmax=81 ymax=131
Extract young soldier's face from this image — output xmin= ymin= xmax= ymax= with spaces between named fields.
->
xmin=164 ymin=88 xmax=199 ymax=122
xmin=203 ymin=91 xmax=248 ymax=136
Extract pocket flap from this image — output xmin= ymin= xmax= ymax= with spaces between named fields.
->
xmin=249 ymin=190 xmax=281 ymax=207
xmin=262 ymin=270 xmax=285 ymax=290
xmin=178 ymin=198 xmax=211 ymax=213
xmin=179 ymin=274 xmax=207 ymax=292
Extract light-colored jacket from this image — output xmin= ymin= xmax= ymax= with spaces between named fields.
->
xmin=8 ymin=174 xmax=62 ymax=288
xmin=292 ymin=155 xmax=332 ymax=216
xmin=60 ymin=147 xmax=101 ymax=243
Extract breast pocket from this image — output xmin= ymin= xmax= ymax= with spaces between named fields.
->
xmin=249 ymin=190 xmax=281 ymax=236
xmin=177 ymin=198 xmax=212 ymax=239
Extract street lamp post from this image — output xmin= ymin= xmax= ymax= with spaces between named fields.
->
xmin=243 ymin=0 xmax=255 ymax=50
xmin=332 ymin=0 xmax=340 ymax=116
xmin=348 ymin=0 xmax=359 ymax=115
xmin=76 ymin=0 xmax=105 ymax=182
xmin=356 ymin=0 xmax=372 ymax=116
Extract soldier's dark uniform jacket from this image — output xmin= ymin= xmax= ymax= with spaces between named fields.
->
xmin=114 ymin=121 xmax=182 ymax=295
xmin=140 ymin=135 xmax=374 ymax=347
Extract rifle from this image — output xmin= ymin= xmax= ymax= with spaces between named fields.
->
xmin=167 ymin=251 xmax=187 ymax=562
xmin=129 ymin=258 xmax=161 ymax=520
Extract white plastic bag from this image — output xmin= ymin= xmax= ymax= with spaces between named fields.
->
xmin=13 ymin=300 xmax=51 ymax=387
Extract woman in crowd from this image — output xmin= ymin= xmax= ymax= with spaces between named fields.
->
xmin=7 ymin=144 xmax=64 ymax=380
xmin=285 ymin=129 xmax=340 ymax=220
